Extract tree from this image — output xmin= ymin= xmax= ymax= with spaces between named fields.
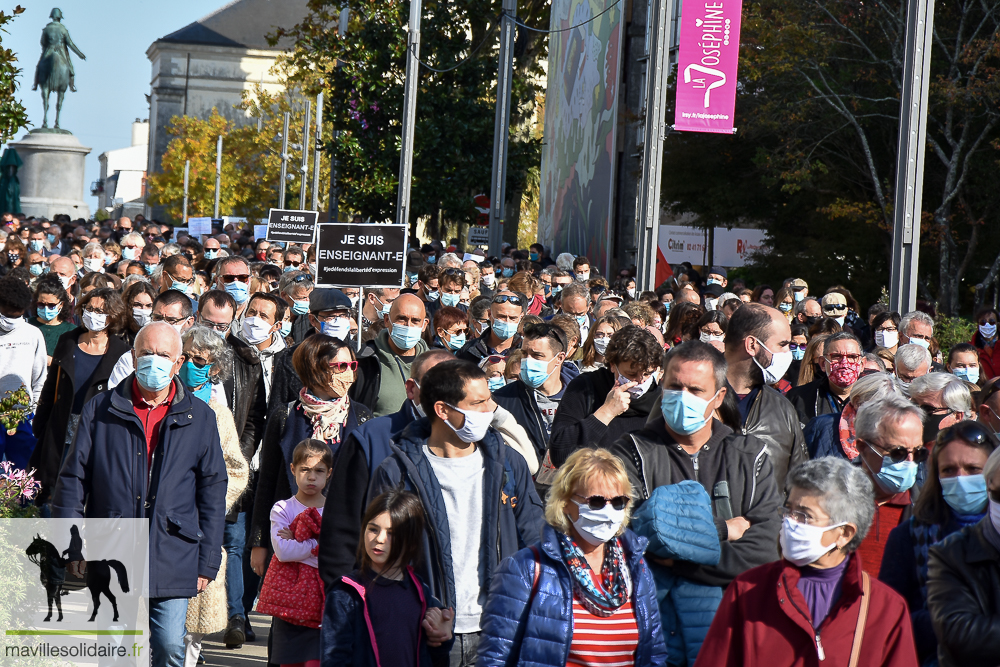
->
xmin=146 ymin=85 xmax=329 ymax=223
xmin=273 ymin=0 xmax=546 ymax=239
xmin=0 ymin=6 xmax=28 ymax=143
xmin=662 ymin=0 xmax=1000 ymax=315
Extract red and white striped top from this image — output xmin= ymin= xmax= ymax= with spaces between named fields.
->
xmin=566 ymin=572 xmax=639 ymax=667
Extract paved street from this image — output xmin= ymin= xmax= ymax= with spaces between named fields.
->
xmin=201 ymin=613 xmax=270 ymax=667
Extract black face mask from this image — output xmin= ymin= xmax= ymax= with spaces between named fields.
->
xmin=804 ymin=315 xmax=821 ymax=327
xmin=922 ymin=411 xmax=951 ymax=446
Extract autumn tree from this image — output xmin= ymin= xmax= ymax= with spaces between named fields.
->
xmin=0 ymin=6 xmax=28 ymax=143
xmin=147 ymin=85 xmax=329 ymax=223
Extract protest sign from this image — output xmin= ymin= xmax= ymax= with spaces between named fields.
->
xmin=315 ymin=223 xmax=407 ymax=288
xmin=266 ymin=209 xmax=319 ymax=245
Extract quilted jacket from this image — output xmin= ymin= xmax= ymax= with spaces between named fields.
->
xmin=632 ymin=481 xmax=724 ymax=665
xmin=476 ymin=524 xmax=668 ymax=667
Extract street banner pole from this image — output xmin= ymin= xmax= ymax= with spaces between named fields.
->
xmin=396 ymin=0 xmax=423 ymax=228
xmin=213 ymin=136 xmax=222 ymax=218
xmin=890 ymin=0 xmax=935 ymax=314
xmin=279 ymin=112 xmax=290 ymax=209
xmin=312 ymin=93 xmax=323 ymax=213
xmin=488 ymin=0 xmax=517 ymax=257
xmin=635 ymin=0 xmax=676 ymax=292
xmin=300 ymin=100 xmax=311 ymax=211
xmin=182 ymin=159 xmax=190 ymax=223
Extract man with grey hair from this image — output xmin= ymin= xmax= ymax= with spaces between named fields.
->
xmin=894 ymin=343 xmax=932 ymax=384
xmin=555 ymin=252 xmax=575 ymax=272
xmin=437 ymin=252 xmax=463 ymax=269
xmin=557 ymin=282 xmax=592 ymax=341
xmin=53 ymin=321 xmax=227 ymax=667
xmin=793 ymin=296 xmax=822 ymax=327
xmin=899 ymin=310 xmax=935 ymax=349
xmin=787 ymin=331 xmax=865 ymax=427
xmin=908 ymin=372 xmax=974 ymax=446
xmin=854 ymin=394 xmax=926 ymax=566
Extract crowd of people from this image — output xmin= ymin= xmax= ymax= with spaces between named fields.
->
xmin=1 ymin=208 xmax=999 ymax=667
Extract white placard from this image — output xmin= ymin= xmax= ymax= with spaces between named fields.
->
xmin=188 ymin=217 xmax=213 ymax=238
xmin=254 ymin=225 xmax=268 ymax=240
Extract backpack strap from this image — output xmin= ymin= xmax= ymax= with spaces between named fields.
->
xmin=848 ymin=571 xmax=870 ymax=667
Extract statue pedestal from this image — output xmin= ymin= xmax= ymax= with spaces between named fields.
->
xmin=9 ymin=130 xmax=91 ymax=220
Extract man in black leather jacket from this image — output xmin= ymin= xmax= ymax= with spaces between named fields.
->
xmin=609 ymin=341 xmax=780 ymax=588
xmin=723 ymin=303 xmax=808 ymax=490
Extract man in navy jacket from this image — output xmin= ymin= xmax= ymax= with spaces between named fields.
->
xmin=368 ymin=359 xmax=543 ymax=667
xmin=53 ymin=322 xmax=227 ymax=667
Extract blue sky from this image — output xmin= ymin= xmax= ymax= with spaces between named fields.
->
xmin=3 ymin=1 xmax=216 ymax=213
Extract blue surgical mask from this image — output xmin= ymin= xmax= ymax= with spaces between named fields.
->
xmin=444 ymin=332 xmax=466 ymax=351
xmin=390 ymin=323 xmax=422 ymax=350
xmin=706 ymin=278 xmax=722 ymax=286
xmin=441 ymin=292 xmax=461 ymax=308
xmin=30 ymin=263 xmax=44 ymax=277
xmin=426 ymin=290 xmax=440 ymax=303
xmin=171 ymin=281 xmax=192 ymax=295
xmin=953 ymin=367 xmax=980 ymax=385
xmin=871 ymin=455 xmax=918 ymax=495
xmin=143 ymin=262 xmax=155 ymax=275
xmin=179 ymin=360 xmax=212 ymax=390
xmin=793 ymin=291 xmax=805 ymax=302
xmin=292 ymin=299 xmax=310 ymax=315
xmin=406 ymin=272 xmax=418 ymax=284
xmin=575 ymin=314 xmax=589 ymax=328
xmin=38 ymin=305 xmax=60 ymax=321
xmin=203 ymin=249 xmax=219 ymax=260
xmin=488 ymin=376 xmax=506 ymax=392
xmin=493 ymin=319 xmax=518 ymax=340
xmin=792 ymin=348 xmax=806 ymax=362
xmin=550 ymin=285 xmax=562 ymax=297
xmin=29 ymin=240 xmax=44 ymax=252
xmin=501 ymin=267 xmax=514 ymax=278
xmin=283 ymin=265 xmax=296 ymax=273
xmin=321 ymin=318 xmax=350 ymax=340
xmin=122 ymin=247 xmax=139 ymax=261
xmin=661 ymin=389 xmax=719 ymax=435
xmin=427 ymin=256 xmax=437 ymax=265
xmin=529 ymin=252 xmax=539 ymax=262
xmin=520 ymin=357 xmax=557 ymax=388
xmin=940 ymin=474 xmax=988 ymax=516
xmin=664 ymin=302 xmax=672 ymax=314
xmin=909 ymin=337 xmax=931 ymax=350
xmin=135 ymin=354 xmax=175 ymax=392
xmin=47 ymin=233 xmax=57 ymax=245
xmin=279 ymin=320 xmax=292 ymax=337
xmin=225 ymin=280 xmax=249 ymax=304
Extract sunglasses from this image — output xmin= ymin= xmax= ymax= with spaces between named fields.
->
xmin=866 ymin=440 xmax=929 ymax=464
xmin=492 ymin=294 xmax=523 ymax=306
xmin=980 ymin=319 xmax=997 ymax=326
xmin=789 ymin=343 xmax=807 ymax=352
xmin=329 ymin=360 xmax=358 ymax=373
xmin=574 ymin=494 xmax=630 ymax=511
xmin=936 ymin=420 xmax=995 ymax=448
xmin=220 ymin=274 xmax=251 ymax=284
xmin=480 ymin=354 xmax=507 ymax=367
xmin=823 ymin=304 xmax=847 ymax=312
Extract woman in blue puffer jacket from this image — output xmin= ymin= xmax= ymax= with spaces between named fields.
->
xmin=477 ymin=448 xmax=667 ymax=667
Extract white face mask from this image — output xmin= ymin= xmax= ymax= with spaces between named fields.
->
xmin=82 ymin=310 xmax=107 ymax=332
xmin=705 ymin=298 xmax=718 ymax=311
xmin=834 ymin=316 xmax=846 ymax=327
xmin=58 ymin=275 xmax=72 ymax=291
xmin=980 ymin=322 xmax=997 ymax=340
xmin=779 ymin=516 xmax=846 ymax=567
xmin=874 ymin=330 xmax=898 ymax=349
xmin=133 ymin=307 xmax=152 ymax=327
xmin=83 ymin=258 xmax=104 ymax=274
xmin=752 ymin=337 xmax=794 ymax=385
xmin=241 ymin=316 xmax=273 ymax=345
xmin=0 ymin=313 xmax=18 ymax=333
xmin=576 ymin=272 xmax=590 ymax=282
xmin=700 ymin=332 xmax=725 ymax=344
xmin=482 ymin=273 xmax=496 ymax=287
xmin=444 ymin=403 xmax=494 ymax=443
xmin=991 ymin=499 xmax=1000 ymax=536
xmin=593 ymin=336 xmax=610 ymax=356
xmin=617 ymin=370 xmax=654 ymax=399
xmin=570 ymin=500 xmax=626 ymax=546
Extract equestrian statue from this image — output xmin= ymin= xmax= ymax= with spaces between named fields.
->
xmin=32 ymin=7 xmax=86 ymax=131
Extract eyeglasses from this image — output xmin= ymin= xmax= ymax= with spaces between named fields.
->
xmin=492 ymin=294 xmax=523 ymax=306
xmin=198 ymin=317 xmax=231 ymax=332
xmin=441 ymin=268 xmax=465 ymax=278
xmin=220 ymin=274 xmax=250 ymax=284
xmin=83 ymin=306 xmax=106 ymax=315
xmin=866 ymin=440 xmax=929 ymax=464
xmin=936 ymin=420 xmax=995 ymax=448
xmin=167 ymin=272 xmax=194 ymax=285
xmin=823 ymin=304 xmax=847 ymax=313
xmin=778 ymin=506 xmax=831 ymax=527
xmin=188 ymin=355 xmax=211 ymax=368
xmin=921 ymin=404 xmax=956 ymax=418
xmin=789 ymin=343 xmax=807 ymax=352
xmin=574 ymin=493 xmax=630 ymax=511
xmin=329 ymin=360 xmax=358 ymax=373
xmin=480 ymin=354 xmax=507 ymax=367
xmin=981 ymin=319 xmax=998 ymax=326
xmin=151 ymin=313 xmax=189 ymax=326
xmin=826 ymin=353 xmax=862 ymax=364
xmin=876 ymin=325 xmax=898 ymax=333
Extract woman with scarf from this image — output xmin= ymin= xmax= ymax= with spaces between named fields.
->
xmin=879 ymin=420 xmax=997 ymax=665
xmin=249 ymin=334 xmax=372 ymax=581
xmin=477 ymin=447 xmax=667 ymax=667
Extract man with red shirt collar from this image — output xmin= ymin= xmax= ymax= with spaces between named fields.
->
xmin=52 ymin=322 xmax=227 ymax=667
xmin=853 ymin=394 xmax=926 ymax=569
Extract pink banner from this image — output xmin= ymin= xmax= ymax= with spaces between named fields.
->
xmin=673 ymin=0 xmax=743 ymax=134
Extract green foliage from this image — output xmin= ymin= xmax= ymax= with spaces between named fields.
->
xmin=662 ymin=0 xmax=1000 ymax=316
xmin=0 ymin=6 xmax=29 ymax=143
xmin=273 ymin=0 xmax=544 ymax=228
xmin=934 ymin=315 xmax=976 ymax=359
xmin=93 ymin=208 xmax=109 ymax=222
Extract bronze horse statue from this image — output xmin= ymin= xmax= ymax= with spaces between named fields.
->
xmin=25 ymin=534 xmax=129 ymax=623
xmin=32 ymin=8 xmax=86 ymax=130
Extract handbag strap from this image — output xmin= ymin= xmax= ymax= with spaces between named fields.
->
xmin=848 ymin=571 xmax=870 ymax=667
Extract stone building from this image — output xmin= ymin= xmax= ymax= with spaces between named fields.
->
xmin=144 ymin=0 xmax=308 ymax=220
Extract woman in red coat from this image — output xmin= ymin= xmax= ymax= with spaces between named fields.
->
xmin=694 ymin=457 xmax=918 ymax=667
xmin=970 ymin=307 xmax=1000 ymax=382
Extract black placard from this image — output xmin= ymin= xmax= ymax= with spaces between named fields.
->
xmin=266 ymin=208 xmax=319 ymax=244
xmin=315 ymin=223 xmax=407 ymax=288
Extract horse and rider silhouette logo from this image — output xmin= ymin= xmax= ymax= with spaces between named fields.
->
xmin=24 ymin=525 xmax=130 ymax=623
